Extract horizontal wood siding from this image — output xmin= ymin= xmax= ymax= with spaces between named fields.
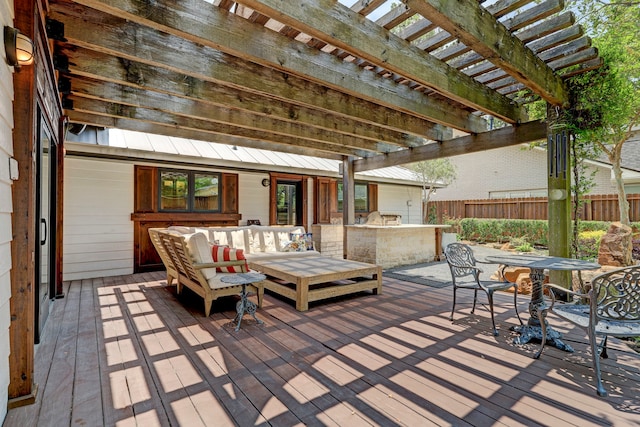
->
xmin=428 ymin=194 xmax=640 ymax=223
xmin=238 ymin=173 xmax=269 ymax=225
xmin=63 ymin=158 xmax=134 ymax=280
xmin=0 ymin=0 xmax=14 ymax=419
xmin=378 ymin=184 xmax=422 ymax=224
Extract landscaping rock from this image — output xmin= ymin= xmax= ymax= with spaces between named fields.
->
xmin=490 ymin=266 xmax=548 ymax=294
xmin=500 ymin=242 xmax=515 ymax=251
xmin=597 ymin=222 xmax=633 ymax=267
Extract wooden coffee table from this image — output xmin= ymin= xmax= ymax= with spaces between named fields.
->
xmin=248 ymin=256 xmax=382 ymax=311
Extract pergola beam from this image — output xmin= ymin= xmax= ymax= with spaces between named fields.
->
xmin=57 ymin=46 xmax=438 ymax=148
xmin=353 ymin=120 xmax=548 ymax=172
xmin=55 ymin=0 xmax=489 ymax=133
xmin=402 ymin=0 xmax=569 ymax=106
xmin=68 ymin=96 xmax=374 ymax=157
xmin=65 ymin=111 xmax=348 ymax=160
xmin=67 ymin=77 xmax=402 ymax=153
xmin=237 ymin=0 xmax=527 ymax=123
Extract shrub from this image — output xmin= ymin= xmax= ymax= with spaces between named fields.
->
xmin=515 ymin=242 xmax=533 ymax=252
xmin=450 ymin=218 xmax=640 ymax=254
xmin=633 ymin=237 xmax=640 ymax=261
xmin=576 ymin=230 xmax=606 ymax=261
xmin=458 ymin=218 xmax=549 ymax=246
xmin=442 ymin=215 xmax=463 ymax=234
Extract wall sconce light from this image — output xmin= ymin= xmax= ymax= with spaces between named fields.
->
xmin=261 ymin=178 xmax=270 ymax=187
xmin=4 ymin=26 xmax=35 ymax=69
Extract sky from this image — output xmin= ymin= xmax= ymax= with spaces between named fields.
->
xmin=337 ymin=0 xmax=394 ymax=21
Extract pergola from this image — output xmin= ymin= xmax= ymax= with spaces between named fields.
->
xmin=9 ymin=0 xmax=602 ymax=404
xmin=47 ymin=0 xmax=600 ymax=163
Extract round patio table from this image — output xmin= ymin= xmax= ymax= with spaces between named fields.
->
xmin=485 ymin=254 xmax=600 ymax=352
xmin=220 ymin=272 xmax=266 ymax=331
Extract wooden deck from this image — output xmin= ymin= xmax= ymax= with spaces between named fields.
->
xmin=4 ymin=272 xmax=640 ymax=427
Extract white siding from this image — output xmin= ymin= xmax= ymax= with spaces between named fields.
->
xmin=63 ymin=158 xmax=134 ymax=280
xmin=238 ymin=172 xmax=271 ymax=225
xmin=237 ymin=174 xmax=315 ymax=229
xmin=378 ymin=184 xmax=423 ymax=224
xmin=0 ymin=0 xmax=15 ymax=420
xmin=432 ymin=145 xmax=618 ymax=201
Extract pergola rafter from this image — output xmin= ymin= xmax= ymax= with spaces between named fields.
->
xmin=47 ymin=0 xmax=601 ymax=170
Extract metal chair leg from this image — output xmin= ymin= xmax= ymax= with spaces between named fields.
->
xmin=449 ymin=286 xmax=458 ymax=321
xmin=486 ymin=290 xmax=499 ymax=336
xmin=471 ymin=289 xmax=478 ymax=314
xmin=512 ymin=284 xmax=523 ymax=325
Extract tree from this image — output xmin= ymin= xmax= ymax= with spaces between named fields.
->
xmin=408 ymin=159 xmax=457 ymax=223
xmin=564 ymin=0 xmax=640 ymax=226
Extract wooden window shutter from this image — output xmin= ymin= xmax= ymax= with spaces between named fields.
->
xmin=315 ymin=177 xmax=336 ymax=224
xmin=368 ymin=183 xmax=378 ymax=212
xmin=221 ymin=173 xmax=239 ymax=213
xmin=135 ymin=165 xmax=156 ymax=213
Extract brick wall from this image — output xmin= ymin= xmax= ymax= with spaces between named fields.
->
xmin=311 ymin=224 xmax=343 ymax=259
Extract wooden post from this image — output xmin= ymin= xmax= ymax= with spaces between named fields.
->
xmin=55 ymin=119 xmax=65 ymax=298
xmin=8 ymin=0 xmax=38 ymax=406
xmin=342 ymin=157 xmax=355 ymax=225
xmin=342 ymin=157 xmax=355 ymax=259
xmin=546 ymin=104 xmax=572 ymax=290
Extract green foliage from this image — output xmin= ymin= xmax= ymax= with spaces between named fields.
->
xmin=450 ymin=219 xmax=640 ymax=249
xmin=408 ymin=159 xmax=457 ymax=209
xmin=427 ymin=204 xmax=437 ymax=224
xmin=457 ymin=219 xmax=549 ymax=246
xmin=575 ymin=230 xmax=607 ymax=261
xmin=564 ymin=1 xmax=640 ymax=226
xmin=509 ymin=236 xmax=529 ymax=247
xmin=524 ymin=98 xmax=546 ymax=121
xmin=515 ymin=242 xmax=533 ymax=252
xmin=442 ymin=215 xmax=462 ymax=234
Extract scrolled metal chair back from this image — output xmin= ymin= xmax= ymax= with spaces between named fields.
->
xmin=592 ymin=266 xmax=640 ymax=322
xmin=444 ymin=243 xmax=480 ymax=280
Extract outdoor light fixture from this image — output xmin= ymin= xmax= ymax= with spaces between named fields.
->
xmin=4 ymin=26 xmax=34 ymax=68
xmin=261 ymin=178 xmax=270 ymax=187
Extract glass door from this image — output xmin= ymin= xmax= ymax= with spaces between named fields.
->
xmin=276 ymin=182 xmax=302 ymax=225
xmin=34 ymin=109 xmax=56 ymax=343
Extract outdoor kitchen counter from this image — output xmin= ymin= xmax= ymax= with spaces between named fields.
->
xmin=345 ymin=224 xmax=450 ymax=269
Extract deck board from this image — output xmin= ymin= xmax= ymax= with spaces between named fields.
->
xmin=4 ymin=272 xmax=640 ymax=426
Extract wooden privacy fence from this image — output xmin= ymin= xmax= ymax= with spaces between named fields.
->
xmin=426 ymin=194 xmax=640 ymax=223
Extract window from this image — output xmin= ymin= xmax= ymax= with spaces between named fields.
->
xmin=159 ymin=169 xmax=220 ymax=212
xmin=337 ymin=182 xmax=369 ymax=212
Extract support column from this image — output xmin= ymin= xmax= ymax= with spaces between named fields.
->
xmin=342 ymin=157 xmax=355 ymax=225
xmin=342 ymin=157 xmax=355 ymax=259
xmin=8 ymin=0 xmax=38 ymax=406
xmin=547 ymin=104 xmax=572 ymax=290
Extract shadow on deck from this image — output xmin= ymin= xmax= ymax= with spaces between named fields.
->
xmin=5 ymin=271 xmax=640 ymax=426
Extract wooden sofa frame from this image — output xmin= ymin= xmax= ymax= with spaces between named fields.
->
xmin=151 ymin=229 xmax=264 ymax=317
xmin=149 ymin=228 xmax=178 ymax=286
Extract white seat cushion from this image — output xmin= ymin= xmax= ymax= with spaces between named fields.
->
xmin=184 ymin=232 xmax=217 ymax=281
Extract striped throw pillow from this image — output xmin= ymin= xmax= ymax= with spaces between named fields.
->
xmin=212 ymin=245 xmax=249 ymax=273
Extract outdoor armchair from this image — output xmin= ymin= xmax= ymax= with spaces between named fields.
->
xmin=537 ymin=265 xmax=640 ymax=396
xmin=154 ymin=230 xmax=263 ymax=317
xmin=149 ymin=228 xmax=179 ymax=286
xmin=444 ymin=243 xmax=522 ymax=336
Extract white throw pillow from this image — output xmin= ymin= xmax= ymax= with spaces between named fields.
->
xmin=184 ymin=232 xmax=217 ymax=281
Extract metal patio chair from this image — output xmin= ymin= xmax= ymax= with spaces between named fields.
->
xmin=444 ymin=243 xmax=522 ymax=336
xmin=538 ymin=265 xmax=640 ymax=396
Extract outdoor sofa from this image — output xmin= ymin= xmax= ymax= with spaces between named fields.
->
xmin=165 ymin=224 xmax=320 ymax=261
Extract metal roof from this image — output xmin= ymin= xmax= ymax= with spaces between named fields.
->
xmin=66 ymin=128 xmax=427 ymax=186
